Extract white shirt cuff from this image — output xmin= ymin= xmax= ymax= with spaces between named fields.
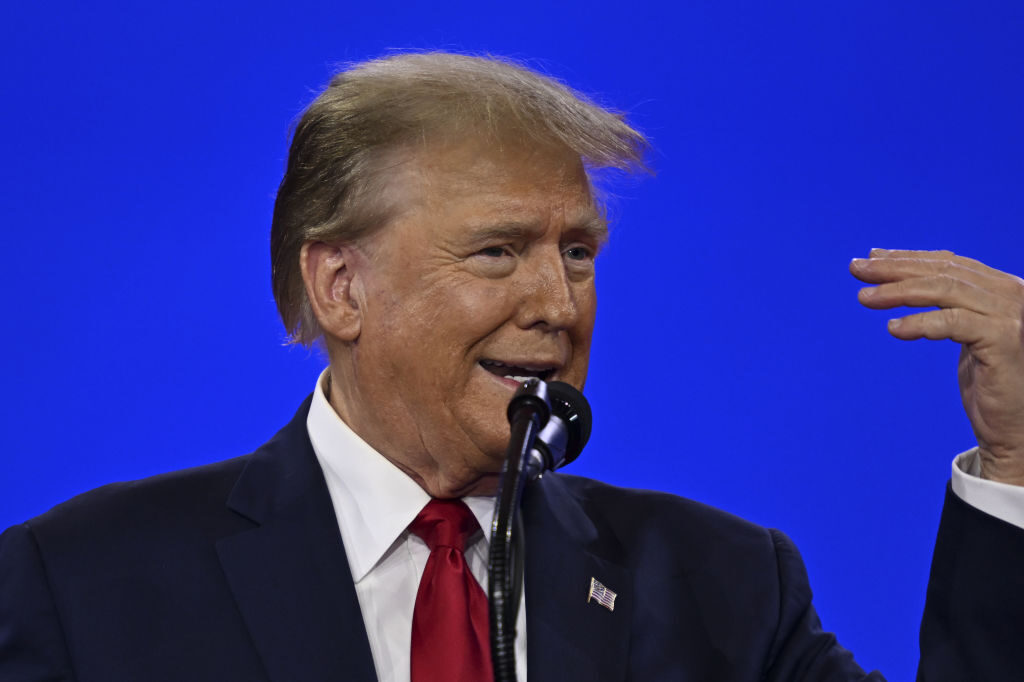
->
xmin=951 ymin=448 xmax=1024 ymax=530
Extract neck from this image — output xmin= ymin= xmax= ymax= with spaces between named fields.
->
xmin=323 ymin=365 xmax=500 ymax=498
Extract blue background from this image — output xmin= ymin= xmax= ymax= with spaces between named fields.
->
xmin=3 ymin=2 xmax=1022 ymax=678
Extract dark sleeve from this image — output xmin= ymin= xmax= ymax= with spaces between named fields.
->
xmin=918 ymin=483 xmax=1024 ymax=681
xmin=764 ymin=529 xmax=887 ymax=682
xmin=0 ymin=523 xmax=75 ymax=681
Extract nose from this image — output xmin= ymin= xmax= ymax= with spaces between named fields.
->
xmin=514 ymin=251 xmax=580 ymax=332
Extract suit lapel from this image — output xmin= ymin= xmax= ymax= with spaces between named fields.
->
xmin=522 ymin=474 xmax=632 ymax=682
xmin=216 ymin=397 xmax=377 ymax=682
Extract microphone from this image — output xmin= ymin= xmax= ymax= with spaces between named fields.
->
xmin=489 ymin=378 xmax=593 ymax=682
xmin=524 ymin=380 xmax=592 ymax=479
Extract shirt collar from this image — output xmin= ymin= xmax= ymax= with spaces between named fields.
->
xmin=306 ymin=369 xmax=494 ymax=581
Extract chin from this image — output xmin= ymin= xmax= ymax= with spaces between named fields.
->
xmin=469 ymin=440 xmax=509 ymax=473
xmin=483 ymin=424 xmax=516 ymax=461
xmin=465 ymin=473 xmax=501 ymax=497
xmin=434 ymin=464 xmax=501 ymax=499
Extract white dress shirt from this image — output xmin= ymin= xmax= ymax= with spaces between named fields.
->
xmin=952 ymin=448 xmax=1024 ymax=530
xmin=306 ymin=369 xmax=528 ymax=682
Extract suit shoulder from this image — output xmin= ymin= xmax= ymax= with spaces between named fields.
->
xmin=551 ymin=473 xmax=781 ymax=572
xmin=19 ymin=454 xmax=253 ymax=542
xmin=556 ymin=472 xmax=770 ymax=537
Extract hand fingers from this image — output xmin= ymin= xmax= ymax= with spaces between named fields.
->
xmin=858 ymin=275 xmax=1019 ymax=317
xmin=865 ymin=248 xmax=1012 ymax=281
xmin=850 ymin=253 xmax=1009 ymax=288
xmin=852 ymin=250 xmax=1024 ymax=351
xmin=887 ymin=307 xmax=992 ymax=346
xmin=850 ymin=252 xmax=1024 ymax=303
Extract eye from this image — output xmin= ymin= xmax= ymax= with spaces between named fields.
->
xmin=468 ymin=244 xmax=517 ymax=278
xmin=563 ymin=245 xmax=595 ymax=262
xmin=476 ymin=246 xmax=510 ymax=258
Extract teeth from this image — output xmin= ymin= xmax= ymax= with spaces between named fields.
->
xmin=483 ymin=359 xmax=550 ymax=372
xmin=482 ymin=359 xmax=554 ymax=382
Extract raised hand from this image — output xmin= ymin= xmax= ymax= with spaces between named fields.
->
xmin=851 ymin=248 xmax=1024 ymax=485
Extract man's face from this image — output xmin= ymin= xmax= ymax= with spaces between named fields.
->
xmin=334 ymin=140 xmax=603 ymax=496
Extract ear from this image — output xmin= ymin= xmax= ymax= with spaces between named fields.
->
xmin=300 ymin=241 xmax=364 ymax=342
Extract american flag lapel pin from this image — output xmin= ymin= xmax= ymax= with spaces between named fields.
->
xmin=587 ymin=577 xmax=617 ymax=612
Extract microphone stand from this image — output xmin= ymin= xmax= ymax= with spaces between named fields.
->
xmin=488 ymin=379 xmax=591 ymax=682
xmin=488 ymin=379 xmax=549 ymax=682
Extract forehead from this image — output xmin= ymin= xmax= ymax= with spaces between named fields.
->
xmin=379 ymin=139 xmax=607 ymax=242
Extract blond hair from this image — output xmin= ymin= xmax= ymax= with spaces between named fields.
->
xmin=270 ymin=52 xmax=649 ymax=345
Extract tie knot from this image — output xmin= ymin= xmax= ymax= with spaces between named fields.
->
xmin=410 ymin=499 xmax=480 ymax=552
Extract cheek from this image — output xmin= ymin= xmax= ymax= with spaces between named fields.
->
xmin=569 ymin=286 xmax=597 ymax=380
xmin=377 ymin=280 xmax=513 ymax=379
xmin=574 ymin=282 xmax=598 ymax=338
xmin=440 ymin=279 xmax=517 ymax=332
xmin=581 ymin=285 xmax=598 ymax=326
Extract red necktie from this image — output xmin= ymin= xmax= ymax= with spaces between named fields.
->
xmin=409 ymin=498 xmax=493 ymax=682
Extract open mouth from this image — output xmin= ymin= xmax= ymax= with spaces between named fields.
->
xmin=479 ymin=359 xmax=556 ymax=383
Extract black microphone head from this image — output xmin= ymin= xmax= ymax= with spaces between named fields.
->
xmin=545 ymin=381 xmax=592 ymax=467
xmin=506 ymin=376 xmax=551 ymax=426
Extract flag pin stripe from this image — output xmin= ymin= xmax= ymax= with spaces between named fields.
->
xmin=587 ymin=577 xmax=617 ymax=612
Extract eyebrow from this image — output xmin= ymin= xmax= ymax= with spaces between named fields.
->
xmin=577 ymin=215 xmax=610 ymax=244
xmin=466 ymin=215 xmax=609 ymax=245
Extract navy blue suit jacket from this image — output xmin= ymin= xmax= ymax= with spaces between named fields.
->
xmin=1 ymin=397 xmax=1021 ymax=680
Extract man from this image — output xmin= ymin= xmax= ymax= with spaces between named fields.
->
xmin=2 ymin=52 xmax=1023 ymax=681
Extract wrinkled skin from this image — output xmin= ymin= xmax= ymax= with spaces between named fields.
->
xmin=302 ymin=140 xmax=604 ymax=497
xmin=852 ymin=249 xmax=1024 ymax=485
